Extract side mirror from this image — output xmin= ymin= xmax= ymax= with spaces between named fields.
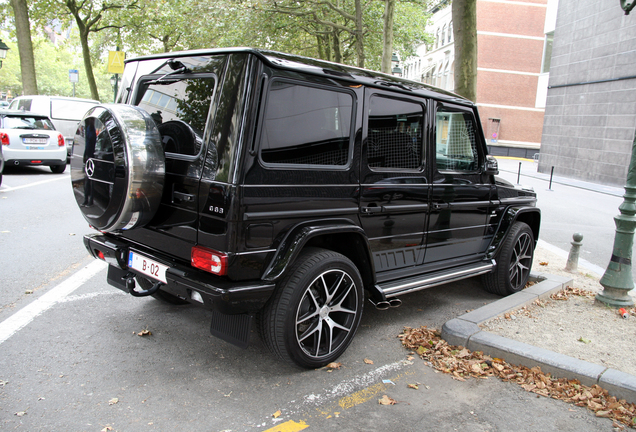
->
xmin=484 ymin=155 xmax=499 ymax=175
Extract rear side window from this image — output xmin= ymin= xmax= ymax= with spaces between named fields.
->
xmin=367 ymin=96 xmax=424 ymax=170
xmin=260 ymin=81 xmax=353 ymax=167
xmin=435 ymin=110 xmax=478 ymax=172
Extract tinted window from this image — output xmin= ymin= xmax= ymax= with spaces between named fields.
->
xmin=137 ymin=77 xmax=216 ymax=156
xmin=435 ymin=110 xmax=478 ymax=171
xmin=260 ymin=81 xmax=353 ymax=166
xmin=367 ymin=96 xmax=423 ymax=170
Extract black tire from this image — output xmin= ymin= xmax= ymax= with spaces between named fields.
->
xmin=50 ymin=164 xmax=66 ymax=174
xmin=259 ymin=248 xmax=364 ymax=368
xmin=483 ymin=221 xmax=535 ymax=296
xmin=136 ymin=276 xmax=189 ymax=305
xmin=70 ymin=104 xmax=165 ymax=232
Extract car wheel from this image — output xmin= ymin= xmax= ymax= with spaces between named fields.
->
xmin=136 ymin=276 xmax=189 ymax=305
xmin=70 ymin=104 xmax=165 ymax=232
xmin=483 ymin=221 xmax=535 ymax=296
xmin=51 ymin=164 xmax=66 ymax=174
xmin=259 ymin=248 xmax=364 ymax=368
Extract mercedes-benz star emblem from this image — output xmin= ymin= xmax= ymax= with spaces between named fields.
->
xmin=85 ymin=159 xmax=95 ymax=178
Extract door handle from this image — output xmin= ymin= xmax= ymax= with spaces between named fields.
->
xmin=172 ymin=190 xmax=195 ymax=203
xmin=361 ymin=205 xmax=383 ymax=214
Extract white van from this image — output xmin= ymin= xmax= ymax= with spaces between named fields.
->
xmin=9 ymin=96 xmax=100 ymax=161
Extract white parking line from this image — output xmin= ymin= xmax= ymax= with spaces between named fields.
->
xmin=0 ymin=173 xmax=70 ymax=192
xmin=0 ymin=260 xmax=107 ymax=345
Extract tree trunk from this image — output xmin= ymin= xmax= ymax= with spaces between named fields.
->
xmin=355 ymin=0 xmax=364 ymax=68
xmin=381 ymin=0 xmax=395 ymax=74
xmin=9 ymin=0 xmax=38 ymax=95
xmin=452 ymin=0 xmax=477 ymax=101
xmin=332 ymin=29 xmax=342 ymax=63
xmin=78 ymin=26 xmax=101 ymax=101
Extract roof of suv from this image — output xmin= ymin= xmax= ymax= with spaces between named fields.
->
xmin=126 ymin=47 xmax=471 ymax=106
xmin=0 ymin=109 xmax=50 ymax=119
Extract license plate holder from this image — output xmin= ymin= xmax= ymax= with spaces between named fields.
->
xmin=128 ymin=251 xmax=168 ymax=284
xmin=23 ymin=138 xmax=47 ymax=144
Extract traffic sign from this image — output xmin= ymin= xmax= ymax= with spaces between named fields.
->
xmin=69 ymin=69 xmax=79 ymax=83
xmin=108 ymin=51 xmax=125 ymax=74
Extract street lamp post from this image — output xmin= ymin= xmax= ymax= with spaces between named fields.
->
xmin=0 ymin=38 xmax=10 ymax=69
xmin=596 ymin=132 xmax=636 ymax=307
xmin=391 ymin=53 xmax=402 ymax=77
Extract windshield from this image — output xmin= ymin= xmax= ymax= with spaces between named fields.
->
xmin=2 ymin=115 xmax=55 ymax=130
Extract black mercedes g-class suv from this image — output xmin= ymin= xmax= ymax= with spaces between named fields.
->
xmin=71 ymin=48 xmax=539 ymax=368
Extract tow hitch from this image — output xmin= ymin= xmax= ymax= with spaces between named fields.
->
xmin=123 ymin=273 xmax=163 ymax=297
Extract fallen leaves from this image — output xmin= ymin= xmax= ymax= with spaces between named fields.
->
xmin=550 ymin=286 xmax=595 ymax=301
xmin=539 ymin=261 xmax=549 ymax=266
xmin=378 ymin=395 xmax=397 ymax=405
xmin=108 ymin=397 xmax=119 ymax=405
xmin=364 ymin=358 xmax=374 ymax=365
xmin=399 ymin=326 xmax=636 ymax=428
xmin=326 ymin=362 xmax=342 ymax=370
xmin=137 ymin=329 xmax=152 ymax=337
xmin=578 ymin=337 xmax=591 ymax=344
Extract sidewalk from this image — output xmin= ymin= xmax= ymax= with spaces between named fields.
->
xmin=495 ymin=157 xmax=624 ymax=198
xmin=442 ymin=242 xmax=636 ymax=405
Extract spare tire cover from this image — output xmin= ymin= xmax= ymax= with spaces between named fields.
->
xmin=71 ymin=104 xmax=165 ymax=232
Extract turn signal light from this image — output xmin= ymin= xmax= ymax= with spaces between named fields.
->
xmin=0 ymin=132 xmax=8 ymax=145
xmin=58 ymin=134 xmax=65 ymax=147
xmin=191 ymin=246 xmax=227 ymax=275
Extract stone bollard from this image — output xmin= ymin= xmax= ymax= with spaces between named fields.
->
xmin=565 ymin=233 xmax=583 ymax=272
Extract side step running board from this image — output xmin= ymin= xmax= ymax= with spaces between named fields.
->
xmin=376 ymin=260 xmax=495 ymax=298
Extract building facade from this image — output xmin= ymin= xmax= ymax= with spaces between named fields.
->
xmin=403 ymin=0 xmax=556 ymax=158
xmin=538 ymin=0 xmax=636 ymax=186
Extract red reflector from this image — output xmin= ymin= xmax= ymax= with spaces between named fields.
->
xmin=31 ymin=161 xmax=42 ymax=164
xmin=0 ymin=132 xmax=8 ymax=145
xmin=191 ymin=246 xmax=227 ymax=275
xmin=58 ymin=134 xmax=65 ymax=147
xmin=96 ymin=250 xmax=105 ymax=260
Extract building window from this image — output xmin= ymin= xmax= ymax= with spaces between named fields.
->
xmin=541 ymin=31 xmax=554 ymax=74
xmin=441 ymin=25 xmax=446 ymax=47
xmin=448 ymin=22 xmax=452 ymax=43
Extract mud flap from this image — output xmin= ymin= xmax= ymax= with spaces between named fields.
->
xmin=210 ymin=310 xmax=253 ymax=349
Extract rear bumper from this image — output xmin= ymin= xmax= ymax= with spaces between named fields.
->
xmin=84 ymin=233 xmax=276 ymax=314
xmin=5 ymin=158 xmax=66 ymax=167
xmin=3 ymin=148 xmax=67 ymax=165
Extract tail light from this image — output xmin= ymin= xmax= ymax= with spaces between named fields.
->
xmin=191 ymin=246 xmax=227 ymax=275
xmin=58 ymin=134 xmax=65 ymax=147
xmin=1 ymin=132 xmax=8 ymax=145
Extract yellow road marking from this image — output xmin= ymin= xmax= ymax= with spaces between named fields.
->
xmin=262 ymin=419 xmax=309 ymax=432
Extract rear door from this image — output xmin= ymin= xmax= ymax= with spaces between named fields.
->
xmin=359 ymin=89 xmax=429 ymax=273
xmin=120 ymin=55 xmax=227 ymax=262
xmin=424 ymin=102 xmax=492 ymax=267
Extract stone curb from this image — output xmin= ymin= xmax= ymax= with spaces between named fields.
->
xmin=441 ymin=272 xmax=636 ymax=404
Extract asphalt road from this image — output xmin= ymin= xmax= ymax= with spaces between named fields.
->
xmin=0 ymin=165 xmax=613 ymax=431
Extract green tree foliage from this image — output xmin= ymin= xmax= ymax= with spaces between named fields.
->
xmin=0 ymin=37 xmax=115 ymax=102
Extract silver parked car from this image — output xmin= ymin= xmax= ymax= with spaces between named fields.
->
xmin=0 ymin=109 xmax=67 ymax=173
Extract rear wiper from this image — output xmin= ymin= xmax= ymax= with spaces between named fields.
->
xmin=146 ymin=60 xmax=191 ymax=85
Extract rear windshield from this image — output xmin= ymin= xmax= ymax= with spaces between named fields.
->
xmin=2 ymin=115 xmax=55 ymax=130
xmin=50 ymin=99 xmax=98 ymax=121
xmin=136 ymin=75 xmax=216 ymax=157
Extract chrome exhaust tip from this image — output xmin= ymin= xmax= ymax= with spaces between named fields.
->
xmin=370 ymin=299 xmax=391 ymax=310
xmin=389 ymin=298 xmax=402 ymax=308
